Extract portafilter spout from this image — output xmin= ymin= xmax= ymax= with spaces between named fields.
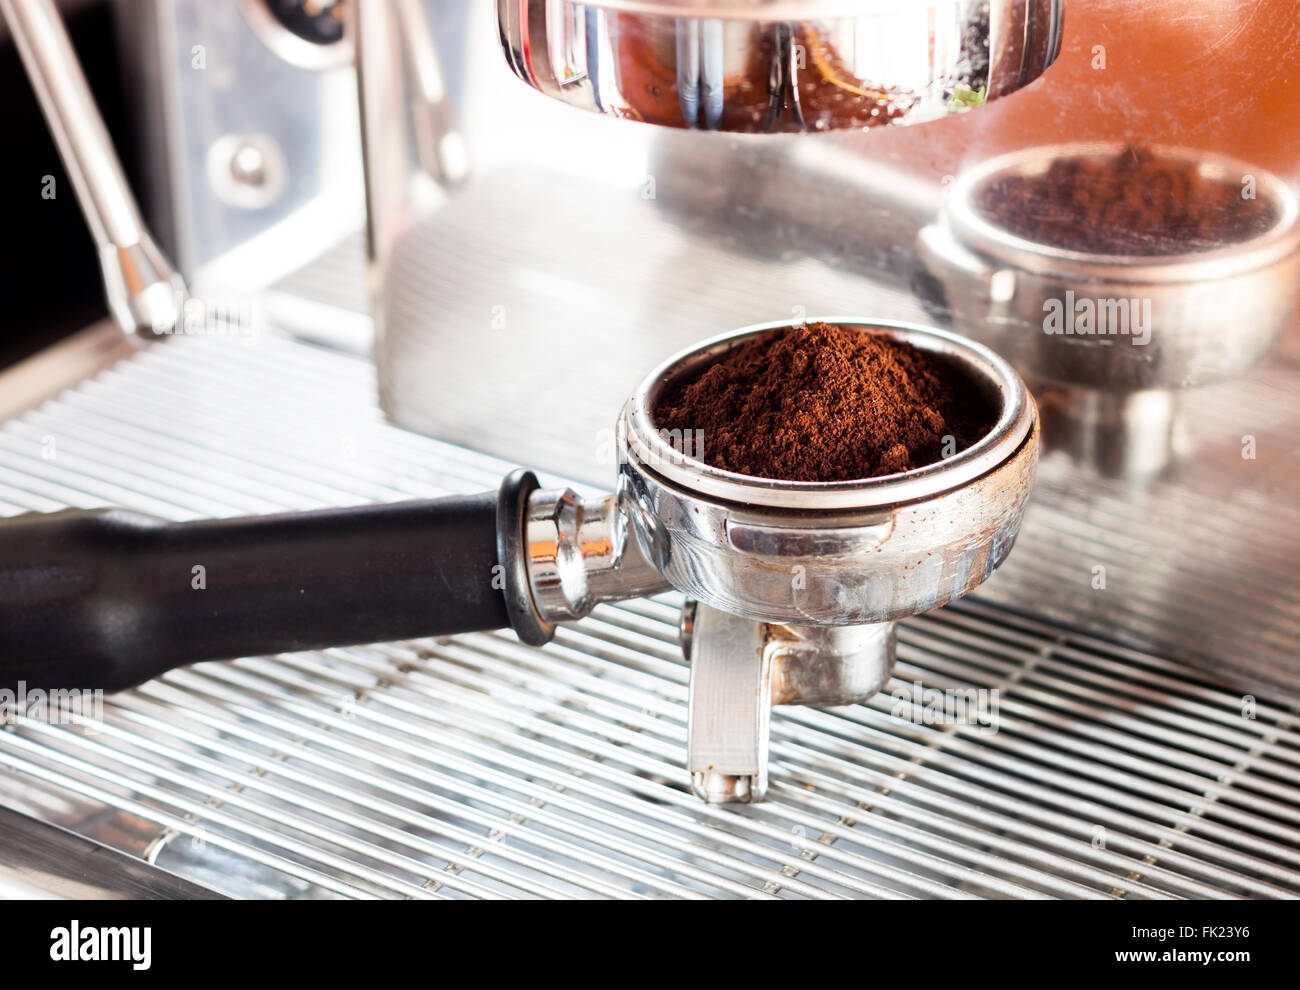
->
xmin=0 ymin=318 xmax=1037 ymax=803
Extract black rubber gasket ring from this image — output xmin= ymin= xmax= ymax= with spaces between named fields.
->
xmin=496 ymin=469 xmax=556 ymax=647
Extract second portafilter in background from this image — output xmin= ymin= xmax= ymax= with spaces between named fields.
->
xmin=919 ymin=142 xmax=1300 ymax=481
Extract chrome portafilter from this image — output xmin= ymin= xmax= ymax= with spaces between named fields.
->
xmin=919 ymin=142 xmax=1300 ymax=481
xmin=0 ymin=319 xmax=1037 ymax=804
xmin=527 ymin=318 xmax=1038 ymax=801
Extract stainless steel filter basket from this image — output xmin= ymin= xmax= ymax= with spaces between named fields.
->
xmin=618 ymin=318 xmax=1039 ymax=625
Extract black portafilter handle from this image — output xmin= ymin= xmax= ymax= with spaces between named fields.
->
xmin=0 ymin=470 xmax=554 ymax=695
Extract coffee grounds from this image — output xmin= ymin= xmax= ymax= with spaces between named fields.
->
xmin=975 ymin=145 xmax=1277 ymax=256
xmin=653 ymin=322 xmax=996 ymax=482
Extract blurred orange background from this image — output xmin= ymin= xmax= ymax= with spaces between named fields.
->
xmin=869 ymin=0 xmax=1300 ymax=180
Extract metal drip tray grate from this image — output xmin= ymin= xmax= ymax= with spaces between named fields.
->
xmin=1 ymin=334 xmax=1298 ymax=899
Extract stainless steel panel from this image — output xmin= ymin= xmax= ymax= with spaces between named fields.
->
xmin=113 ymin=0 xmax=365 ymax=299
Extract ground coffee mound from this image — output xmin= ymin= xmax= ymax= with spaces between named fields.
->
xmin=653 ymin=322 xmax=996 ymax=482
xmin=975 ymin=145 xmax=1278 ymax=256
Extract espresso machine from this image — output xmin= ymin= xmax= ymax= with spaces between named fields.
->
xmin=0 ymin=0 xmax=1297 ymax=901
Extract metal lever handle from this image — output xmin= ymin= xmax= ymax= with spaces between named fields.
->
xmin=0 ymin=471 xmax=550 ymax=694
xmin=0 ymin=0 xmax=183 ymax=336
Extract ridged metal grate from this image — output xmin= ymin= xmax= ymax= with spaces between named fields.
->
xmin=1 ymin=334 xmax=1298 ymax=899
xmin=979 ymin=357 xmax=1300 ymax=698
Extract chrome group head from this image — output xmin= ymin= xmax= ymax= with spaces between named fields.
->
xmin=499 ymin=0 xmax=1064 ymax=134
xmin=618 ymin=318 xmax=1038 ymax=626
